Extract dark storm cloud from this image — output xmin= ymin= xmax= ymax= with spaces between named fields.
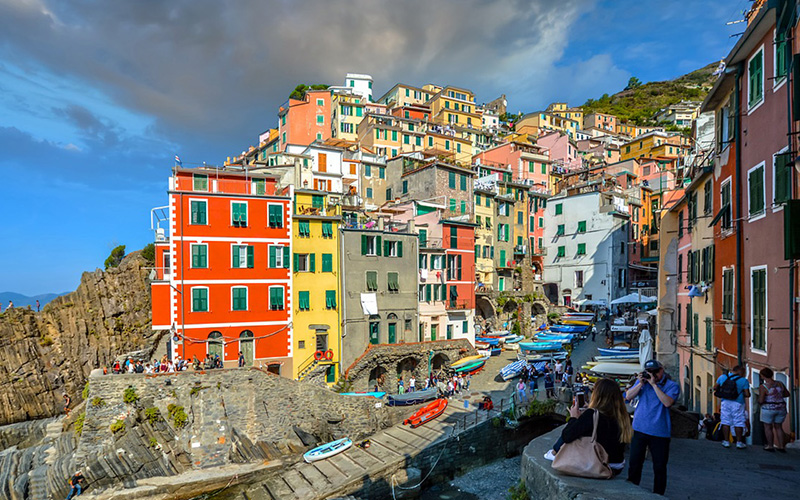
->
xmin=0 ymin=0 xmax=599 ymax=155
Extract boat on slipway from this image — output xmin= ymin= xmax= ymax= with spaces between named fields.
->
xmin=454 ymin=356 xmax=489 ymax=374
xmin=340 ymin=391 xmax=386 ymax=398
xmin=403 ymin=398 xmax=448 ymax=428
xmin=303 ymin=438 xmax=353 ymax=463
xmin=451 ymin=355 xmax=486 ymax=368
xmin=386 ymin=387 xmax=438 ymax=406
xmin=500 ymin=359 xmax=527 ymax=381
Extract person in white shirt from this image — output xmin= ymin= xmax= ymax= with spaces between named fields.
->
xmin=409 ymin=376 xmax=416 ymax=393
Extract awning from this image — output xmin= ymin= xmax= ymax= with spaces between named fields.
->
xmin=629 ymin=263 xmax=658 ymax=272
xmin=708 ymin=204 xmax=730 ymax=227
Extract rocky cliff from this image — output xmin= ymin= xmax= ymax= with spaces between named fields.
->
xmin=0 ymin=252 xmax=161 ymax=426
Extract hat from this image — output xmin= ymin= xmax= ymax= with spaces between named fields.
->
xmin=644 ymin=359 xmax=663 ymax=371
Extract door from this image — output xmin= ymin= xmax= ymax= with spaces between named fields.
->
xmin=316 ymin=332 xmax=329 ymax=352
xmin=430 ymin=324 xmax=438 ymax=341
xmin=208 ymin=331 xmax=223 ymax=360
xmin=239 ymin=331 xmax=254 ymax=366
xmin=388 ymin=323 xmax=396 ymax=344
xmin=446 ymin=325 xmax=453 ymax=340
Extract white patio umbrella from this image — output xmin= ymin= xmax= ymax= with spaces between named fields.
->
xmin=610 ymin=292 xmax=657 ymax=305
xmin=638 ymin=328 xmax=653 ymax=369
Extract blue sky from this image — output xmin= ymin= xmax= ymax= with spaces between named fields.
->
xmin=0 ymin=0 xmax=743 ymax=295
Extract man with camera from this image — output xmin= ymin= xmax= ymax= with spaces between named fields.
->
xmin=625 ymin=359 xmax=680 ymax=496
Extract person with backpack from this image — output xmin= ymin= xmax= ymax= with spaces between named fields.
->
xmin=65 ymin=470 xmax=84 ymax=499
xmin=757 ymin=367 xmax=790 ymax=452
xmin=713 ymin=365 xmax=750 ymax=449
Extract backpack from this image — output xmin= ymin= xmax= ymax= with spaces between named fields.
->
xmin=714 ymin=374 xmax=741 ymax=400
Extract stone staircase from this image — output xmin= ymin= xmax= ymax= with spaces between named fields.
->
xmin=236 ymin=401 xmax=497 ymax=500
xmin=27 ymin=416 xmax=66 ymax=500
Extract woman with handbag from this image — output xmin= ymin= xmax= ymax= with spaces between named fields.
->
xmin=546 ymin=378 xmax=632 ymax=477
xmin=757 ymin=367 xmax=790 ymax=452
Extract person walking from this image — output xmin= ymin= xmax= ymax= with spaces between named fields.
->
xmin=63 ymin=393 xmax=71 ymax=416
xmin=66 ymin=470 xmax=84 ymax=499
xmin=757 ymin=367 xmax=789 ymax=452
xmin=554 ymin=360 xmax=563 ymax=386
xmin=591 ymin=324 xmax=597 ymax=342
xmin=544 ymin=371 xmax=555 ymax=399
xmin=36 ymin=299 xmax=40 ymax=312
xmin=238 ymin=351 xmax=245 ymax=367
xmin=713 ymin=365 xmax=750 ymax=449
xmin=517 ymin=379 xmax=528 ymax=404
xmin=626 ymin=359 xmax=680 ymax=496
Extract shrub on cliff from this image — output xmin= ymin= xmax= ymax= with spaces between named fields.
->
xmin=110 ymin=419 xmax=125 ymax=434
xmin=167 ymin=404 xmax=188 ymax=429
xmin=144 ymin=407 xmax=162 ymax=425
xmin=104 ymin=244 xmax=126 ymax=269
xmin=74 ymin=412 xmax=86 ymax=436
xmin=123 ymin=386 xmax=139 ymax=405
xmin=140 ymin=243 xmax=155 ymax=264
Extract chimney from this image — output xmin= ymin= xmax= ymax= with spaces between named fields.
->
xmin=408 ymin=220 xmax=415 ymax=233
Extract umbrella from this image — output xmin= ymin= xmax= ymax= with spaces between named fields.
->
xmin=638 ymin=328 xmax=653 ymax=369
xmin=610 ymin=292 xmax=657 ymax=305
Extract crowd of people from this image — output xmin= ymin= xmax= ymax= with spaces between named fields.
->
xmin=393 ymin=372 xmax=472 ymax=398
xmin=104 ymin=353 xmax=230 ymax=375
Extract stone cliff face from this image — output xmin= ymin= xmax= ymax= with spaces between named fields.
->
xmin=0 ymin=252 xmax=161 ymax=426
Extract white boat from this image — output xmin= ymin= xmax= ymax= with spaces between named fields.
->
xmin=590 ymin=362 xmax=642 ymax=376
xmin=303 ymin=438 xmax=352 ymax=463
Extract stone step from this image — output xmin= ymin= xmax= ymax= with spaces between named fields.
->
xmin=281 ymin=469 xmax=316 ymax=499
xmin=313 ymin=460 xmax=349 ymax=484
xmin=341 ymin=444 xmax=385 ymax=471
xmin=296 ymin=463 xmax=332 ymax=491
xmin=262 ymin=476 xmax=294 ymax=500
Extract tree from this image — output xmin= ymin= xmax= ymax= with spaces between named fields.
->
xmin=141 ymin=243 xmax=155 ymax=264
xmin=288 ymin=84 xmax=330 ymax=101
xmin=625 ymin=77 xmax=642 ymax=90
xmin=105 ymin=245 xmax=126 ymax=269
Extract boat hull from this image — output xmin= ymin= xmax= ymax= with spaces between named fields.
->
xmin=303 ymin=438 xmax=353 ymax=463
xmin=386 ymin=387 xmax=438 ymax=406
xmin=404 ymin=398 xmax=448 ymax=428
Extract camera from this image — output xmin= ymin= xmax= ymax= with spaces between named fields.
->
xmin=641 ymin=371 xmax=651 ymax=380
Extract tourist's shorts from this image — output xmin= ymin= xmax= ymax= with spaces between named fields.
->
xmin=720 ymin=399 xmax=746 ymax=428
xmin=760 ymin=407 xmax=787 ymax=424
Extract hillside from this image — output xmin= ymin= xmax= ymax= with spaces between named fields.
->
xmin=581 ymin=62 xmax=718 ymax=125
xmin=0 ymin=291 xmax=67 ymax=309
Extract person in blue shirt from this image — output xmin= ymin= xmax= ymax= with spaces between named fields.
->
xmin=713 ymin=365 xmax=751 ymax=449
xmin=625 ymin=359 xmax=680 ymax=496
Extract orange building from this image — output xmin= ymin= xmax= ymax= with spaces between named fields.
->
xmin=278 ymin=89 xmax=332 ymax=150
xmin=151 ymin=168 xmax=293 ymax=374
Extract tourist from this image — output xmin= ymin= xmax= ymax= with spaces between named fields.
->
xmin=63 ymin=393 xmax=71 ymax=416
xmin=713 ymin=365 xmax=750 ymax=449
xmin=144 ymin=363 xmax=154 ymax=374
xmin=112 ymin=360 xmax=121 ymax=374
xmin=625 ymin=359 xmax=680 ymax=496
xmin=7 ymin=300 xmax=13 ymax=310
xmin=529 ymin=371 xmax=538 ymax=398
xmin=36 ymin=299 xmax=40 ymax=312
xmin=238 ymin=351 xmax=245 ymax=367
xmin=554 ymin=360 xmax=563 ymax=386
xmin=757 ymin=367 xmax=789 ymax=452
xmin=591 ymin=324 xmax=597 ymax=341
xmin=545 ymin=378 xmax=632 ymax=475
xmin=398 ymin=379 xmax=405 ymax=394
xmin=409 ymin=376 xmax=416 ymax=393
xmin=566 ymin=359 xmax=574 ymax=386
xmin=517 ymin=379 xmax=528 ymax=403
xmin=65 ymin=470 xmax=84 ymax=499
xmin=544 ymin=371 xmax=555 ymax=398
xmin=465 ymin=373 xmax=471 ymax=390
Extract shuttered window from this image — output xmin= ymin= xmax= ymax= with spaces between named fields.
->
xmin=268 ymin=205 xmax=283 ymax=228
xmin=557 ymin=246 xmax=565 ymax=258
xmin=298 ymin=220 xmax=311 ymax=237
xmin=748 ymin=49 xmax=763 ymax=107
xmin=232 ymin=202 xmax=247 ymax=226
xmin=322 ymin=221 xmax=333 ymax=238
xmin=325 ymin=290 xmax=337 ymax=309
xmin=722 ymin=269 xmax=734 ymax=320
xmin=450 ymin=226 xmax=458 ymax=248
xmin=460 ymin=174 xmax=467 ymax=191
xmin=555 ymin=203 xmax=563 ymax=215
xmin=366 ymin=271 xmax=378 ymax=291
xmin=232 ymin=287 xmax=247 ymax=311
xmin=748 ymin=165 xmax=765 ymax=215
xmin=192 ymin=288 xmax=208 ymax=312
xmin=752 ymin=268 xmax=766 ymax=351
xmin=774 ymin=153 xmax=791 ymax=205
xmin=190 ymin=200 xmax=207 ymax=225
xmin=448 ymin=171 xmax=456 ymax=188
xmin=577 ymin=243 xmax=586 ymax=255
xmin=418 ymin=229 xmax=427 ymax=248
xmin=193 ymin=174 xmax=208 ymax=191
xmin=191 ymin=244 xmax=207 ymax=268
xmin=322 ymin=253 xmax=333 ymax=272
xmin=232 ymin=245 xmax=254 ymax=268
xmin=269 ymin=287 xmax=284 ymax=310
xmin=387 ymin=272 xmax=399 ymax=292
xmin=577 ymin=221 xmax=586 ymax=233
xmin=254 ymin=178 xmax=266 ymax=195
xmin=298 ymin=291 xmax=310 ymax=311
xmin=268 ymin=246 xmax=289 ymax=268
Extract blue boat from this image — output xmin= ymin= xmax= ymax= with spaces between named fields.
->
xmin=475 ymin=336 xmax=501 ymax=346
xmin=519 ymin=342 xmax=565 ymax=353
xmin=303 ymin=438 xmax=353 ymax=463
xmin=550 ymin=325 xmax=588 ymax=333
xmin=500 ymin=359 xmax=527 ymax=380
xmin=535 ymin=333 xmax=575 ymax=341
xmin=504 ymin=335 xmax=524 ymax=343
xmin=340 ymin=391 xmax=386 ymax=398
xmin=598 ymin=347 xmax=637 ymax=356
xmin=386 ymin=387 xmax=439 ymax=406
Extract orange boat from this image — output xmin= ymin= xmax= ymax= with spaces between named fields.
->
xmin=403 ymin=398 xmax=448 ymax=428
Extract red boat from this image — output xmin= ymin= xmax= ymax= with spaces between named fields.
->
xmin=403 ymin=398 xmax=448 ymax=428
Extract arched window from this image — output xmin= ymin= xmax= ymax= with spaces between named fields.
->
xmin=208 ymin=331 xmax=223 ymax=360
xmin=239 ymin=330 xmax=254 ymax=366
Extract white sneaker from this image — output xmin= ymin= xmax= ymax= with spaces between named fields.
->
xmin=544 ymin=449 xmax=556 ymax=461
xmin=722 ymin=440 xmax=731 ymax=448
xmin=736 ymin=442 xmax=747 ymax=449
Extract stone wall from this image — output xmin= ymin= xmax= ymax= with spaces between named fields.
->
xmin=343 ymin=339 xmax=477 ymax=392
xmin=0 ymin=252 xmax=161 ymax=426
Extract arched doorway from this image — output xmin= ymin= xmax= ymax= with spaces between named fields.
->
xmin=208 ymin=331 xmax=223 ymax=361
xmin=369 ymin=365 xmax=388 ymax=391
xmin=396 ymin=357 xmax=419 ymax=382
xmin=387 ymin=313 xmax=398 ymax=344
xmin=431 ymin=353 xmax=450 ymax=375
xmin=239 ymin=330 xmax=254 ymax=366
xmin=562 ymin=289 xmax=572 ymax=307
xmin=531 ymin=302 xmax=547 ymax=316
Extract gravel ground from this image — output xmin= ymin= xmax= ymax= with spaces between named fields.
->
xmin=420 ymin=455 xmax=522 ymax=500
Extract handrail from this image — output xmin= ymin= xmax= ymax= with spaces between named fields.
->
xmin=295 ymin=353 xmax=318 ymax=379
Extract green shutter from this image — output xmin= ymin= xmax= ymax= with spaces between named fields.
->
xmin=397 ymin=241 xmax=403 ymax=258
xmin=419 ymin=229 xmax=427 ymax=247
xmin=457 ymin=255 xmax=462 ymax=280
xmin=322 ymin=253 xmax=333 ymax=272
xmin=460 ymin=175 xmax=467 ymax=191
xmin=749 ymin=166 xmax=764 ymax=214
xmin=246 ymin=246 xmax=254 ymax=268
xmin=425 ymin=284 xmax=431 ymax=302
xmin=309 ymin=253 xmax=316 ymax=272
xmin=775 ymin=154 xmax=791 ymax=204
xmin=384 ymin=240 xmax=390 ymax=255
xmin=449 ymin=171 xmax=455 ymax=188
xmin=578 ymin=220 xmax=586 ymax=232
xmin=293 ymin=253 xmax=299 ymax=272
xmin=361 ymin=235 xmax=368 ymax=255
xmin=269 ymin=246 xmax=277 ymax=268
xmin=283 ymin=246 xmax=290 ymax=268
xmin=555 ymin=203 xmax=562 ymax=215
xmin=376 ymin=236 xmax=382 ymax=256
xmin=299 ymin=291 xmax=309 ymax=310
xmin=578 ymin=243 xmax=586 ymax=255
xmin=232 ymin=245 xmax=241 ymax=268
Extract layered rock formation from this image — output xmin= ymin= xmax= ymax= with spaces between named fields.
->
xmin=0 ymin=252 xmax=161 ymax=426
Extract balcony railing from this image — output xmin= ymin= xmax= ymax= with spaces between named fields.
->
xmin=420 ymin=237 xmax=444 ymax=249
xmin=294 ymin=203 xmax=341 ymax=217
xmin=533 ymin=247 xmax=547 ymax=256
xmin=447 ymin=299 xmax=471 ymax=310
xmin=514 ymin=245 xmax=527 ymax=254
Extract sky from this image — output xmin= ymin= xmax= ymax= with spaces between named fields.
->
xmin=0 ymin=0 xmax=746 ymax=296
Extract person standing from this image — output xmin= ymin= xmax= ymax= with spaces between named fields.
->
xmin=544 ymin=371 xmax=555 ymax=399
xmin=626 ymin=359 xmax=680 ymax=496
xmin=35 ymin=299 xmax=40 ymax=312
xmin=591 ymin=324 xmax=597 ymax=341
xmin=66 ymin=470 xmax=84 ymax=499
xmin=713 ymin=365 xmax=750 ymax=449
xmin=7 ymin=301 xmax=13 ymax=310
xmin=517 ymin=379 xmax=528 ymax=404
xmin=238 ymin=351 xmax=245 ymax=367
xmin=63 ymin=393 xmax=71 ymax=416
xmin=409 ymin=376 xmax=416 ymax=393
xmin=757 ymin=367 xmax=789 ymax=452
xmin=554 ymin=360 xmax=563 ymax=386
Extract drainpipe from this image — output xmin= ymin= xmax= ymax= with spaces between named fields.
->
xmin=339 ymin=228 xmax=347 ymax=376
xmin=785 ymin=23 xmax=797 ymax=434
xmin=734 ymin=63 xmax=744 ymax=366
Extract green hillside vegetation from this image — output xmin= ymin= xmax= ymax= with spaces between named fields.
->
xmin=581 ymin=62 xmax=718 ymax=126
xmin=288 ymin=84 xmax=330 ymax=101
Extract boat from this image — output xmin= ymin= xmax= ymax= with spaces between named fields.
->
xmin=593 ymin=354 xmax=640 ymax=362
xmin=533 ymin=334 xmax=574 ymax=342
xmin=451 ymin=354 xmax=486 ymax=368
xmin=454 ymin=357 xmax=488 ymax=374
xmin=500 ymin=359 xmax=527 ymax=380
xmin=404 ymin=398 xmax=448 ymax=428
xmin=340 ymin=391 xmax=386 ymax=398
xmin=477 ymin=347 xmax=501 ymax=357
xmin=519 ymin=351 xmax=568 ymax=362
xmin=519 ymin=342 xmax=565 ymax=353
xmin=562 ymin=312 xmax=594 ymax=319
xmin=482 ymin=329 xmax=510 ymax=337
xmin=475 ymin=336 xmax=501 ymax=346
xmin=598 ymin=347 xmax=638 ymax=356
xmin=386 ymin=387 xmax=438 ymax=406
xmin=590 ymin=362 xmax=642 ymax=376
xmin=303 ymin=438 xmax=353 ymax=463
xmin=549 ymin=325 xmax=589 ymax=333
xmin=562 ymin=319 xmax=592 ymax=326
xmin=503 ymin=335 xmax=524 ymax=343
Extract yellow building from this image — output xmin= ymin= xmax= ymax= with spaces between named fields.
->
xmin=620 ymin=131 xmax=684 ymax=161
xmin=474 ymin=189 xmax=496 ymax=288
xmin=428 ymin=86 xmax=481 ymax=128
xmin=424 ymin=130 xmax=473 ymax=166
xmin=547 ymin=102 xmax=585 ymax=125
xmin=292 ymin=189 xmax=342 ymax=384
xmin=357 ymin=114 xmax=402 ymax=158
xmin=331 ymin=91 xmax=366 ymax=142
xmin=516 ymin=112 xmax=579 ymax=138
xmin=376 ymin=83 xmax=433 ymax=109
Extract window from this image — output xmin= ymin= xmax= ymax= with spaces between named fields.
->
xmin=577 ymin=220 xmax=586 ymax=233
xmin=268 ymin=205 xmax=283 ymax=228
xmin=361 ymin=235 xmax=379 ymax=256
xmin=254 ymin=178 xmax=266 ymax=195
xmin=402 ymin=180 xmax=408 ymax=194
xmin=751 ymin=267 xmax=767 ymax=351
xmin=322 ymin=253 xmax=333 ymax=272
xmin=232 ymin=287 xmax=247 ymax=311
xmin=775 ymin=31 xmax=787 ymax=82
xmin=268 ymin=245 xmax=290 ymax=269
xmin=517 ymin=212 xmax=523 ymax=225
xmin=721 ymin=180 xmax=732 ymax=229
xmin=386 ymin=188 xmax=393 ymax=200
xmin=618 ymin=268 xmax=626 ymax=289
xmin=404 ymin=134 xmax=410 ymax=144
xmin=365 ymin=165 xmax=371 ymax=177
xmin=193 ymin=174 xmax=208 ymax=191
xmin=366 ymin=187 xmax=373 ymax=198
xmin=577 ymin=243 xmax=586 ymax=255
xmin=705 ymin=318 xmax=713 ymax=351
xmin=677 ymin=254 xmax=683 ymax=283
xmin=269 ymin=287 xmax=284 ymax=310
xmin=575 ymin=270 xmax=584 ymax=287
xmin=460 ymin=200 xmax=466 ymax=214
xmin=191 ymin=244 xmax=207 ymax=269
xmin=774 ymin=151 xmax=791 ymax=205
xmin=190 ymin=200 xmax=207 ymax=225
xmin=366 ymin=271 xmax=378 ymax=291
xmin=369 ymin=318 xmax=380 ymax=344
xmin=419 ymin=253 xmax=427 ymax=269
xmin=418 ymin=229 xmax=427 ymax=248
xmin=541 ymin=163 xmax=547 ymax=175
xmin=316 ymin=114 xmax=324 ymax=124
xmin=387 ymin=272 xmax=399 ymax=292
xmin=692 ymin=313 xmax=699 ymax=346
xmin=298 ymin=291 xmax=310 ymax=311
xmin=379 ymin=166 xmax=385 ymax=179
xmin=449 ymin=198 xmax=457 ymax=211
xmin=703 ymin=182 xmax=712 ymax=214
xmin=298 ymin=220 xmax=310 ymax=237
xmin=556 ymin=224 xmax=565 ymax=236
xmin=431 ymin=255 xmax=444 ymax=269
xmin=460 ymin=174 xmax=467 ymax=191
xmin=449 ymin=171 xmax=456 ymax=188
xmin=748 ymin=48 xmax=764 ymax=109
xmin=191 ymin=288 xmax=208 ymax=312
xmin=294 ymin=253 xmax=313 ymax=272
xmin=325 ymin=290 xmax=337 ymax=309
xmin=555 ymin=203 xmax=563 ymax=215
xmin=557 ymin=246 xmax=565 ymax=258
xmin=538 ymin=217 xmax=544 ymax=228
xmin=316 ymin=98 xmax=324 ymax=106
xmin=678 ymin=210 xmax=684 ymax=238
xmin=748 ymin=163 xmax=765 ymax=216
xmin=384 ymin=240 xmax=403 ymax=257
xmin=232 ymin=245 xmax=254 ymax=269
xmin=322 ymin=221 xmax=333 ymax=238
xmin=722 ymin=268 xmax=734 ymax=320
xmin=499 ymin=250 xmax=506 ymax=266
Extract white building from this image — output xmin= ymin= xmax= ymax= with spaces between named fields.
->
xmin=543 ymin=190 xmax=630 ymax=307
xmin=344 ymin=73 xmax=373 ymax=102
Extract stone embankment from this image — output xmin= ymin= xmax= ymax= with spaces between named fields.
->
xmin=0 ymin=252 xmax=160 ymax=426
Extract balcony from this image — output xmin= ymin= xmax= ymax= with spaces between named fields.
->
xmin=294 ymin=202 xmax=341 ymax=217
xmin=514 ymin=244 xmax=527 ymax=255
xmin=420 ymin=237 xmax=444 ymax=249
xmin=447 ymin=299 xmax=471 ymax=310
xmin=532 ymin=247 xmax=547 ymax=256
